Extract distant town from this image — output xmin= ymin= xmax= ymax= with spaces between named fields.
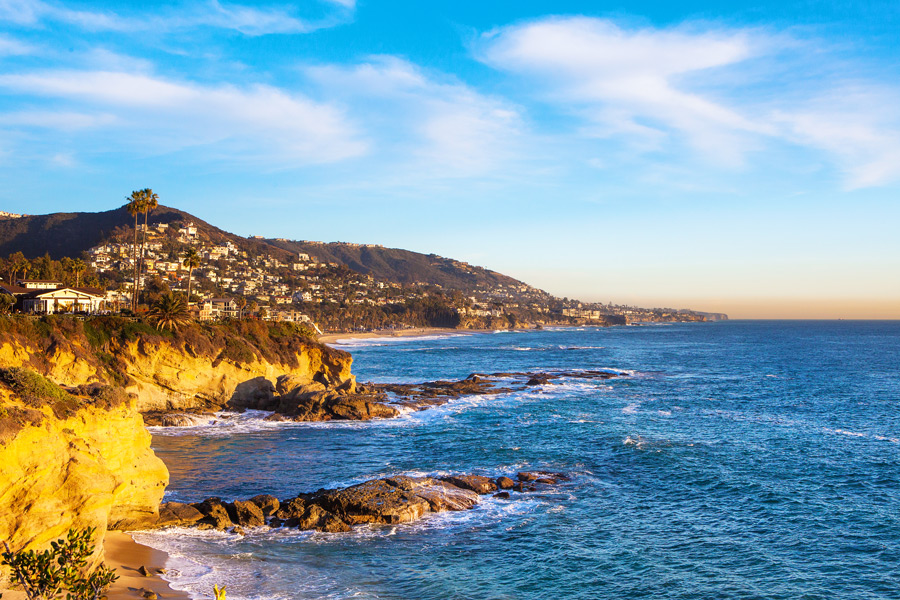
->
xmin=0 ymin=202 xmax=726 ymax=332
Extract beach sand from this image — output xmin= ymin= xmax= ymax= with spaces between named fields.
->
xmin=319 ymin=326 xmax=483 ymax=344
xmin=105 ymin=531 xmax=191 ymax=600
xmin=0 ymin=532 xmax=189 ymax=600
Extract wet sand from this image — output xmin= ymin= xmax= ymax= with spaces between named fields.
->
xmin=105 ymin=531 xmax=191 ymax=600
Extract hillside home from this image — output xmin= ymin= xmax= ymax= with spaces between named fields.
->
xmin=21 ymin=286 xmax=105 ymax=314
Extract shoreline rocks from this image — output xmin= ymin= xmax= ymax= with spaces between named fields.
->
xmin=155 ymin=471 xmax=571 ymax=534
xmin=144 ymin=369 xmax=626 ymax=427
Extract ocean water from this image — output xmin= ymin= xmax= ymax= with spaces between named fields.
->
xmin=135 ymin=321 xmax=900 ymax=600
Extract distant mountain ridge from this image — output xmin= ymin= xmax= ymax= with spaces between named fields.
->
xmin=0 ymin=206 xmax=537 ymax=294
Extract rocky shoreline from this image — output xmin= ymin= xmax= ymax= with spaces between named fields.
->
xmin=144 ymin=369 xmax=626 ymax=426
xmin=154 ymin=471 xmax=571 ymax=535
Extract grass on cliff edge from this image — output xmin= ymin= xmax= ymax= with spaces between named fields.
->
xmin=0 ymin=367 xmax=131 ymax=443
xmin=0 ymin=315 xmax=330 ymax=373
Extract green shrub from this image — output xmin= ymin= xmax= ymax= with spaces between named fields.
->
xmin=0 ymin=368 xmax=73 ymax=405
xmin=1 ymin=527 xmax=118 ymax=600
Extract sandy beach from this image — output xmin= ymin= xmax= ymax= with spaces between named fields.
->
xmin=318 ymin=326 xmax=520 ymax=344
xmin=105 ymin=531 xmax=191 ymax=600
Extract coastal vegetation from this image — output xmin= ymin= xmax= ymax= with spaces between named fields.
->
xmin=1 ymin=527 xmax=117 ymax=600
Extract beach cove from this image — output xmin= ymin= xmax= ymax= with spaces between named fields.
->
xmin=127 ymin=321 xmax=899 ymax=600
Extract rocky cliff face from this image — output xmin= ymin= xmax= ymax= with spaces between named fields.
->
xmin=0 ymin=317 xmax=355 ymax=589
xmin=0 ymin=383 xmax=168 ymax=585
xmin=0 ymin=318 xmax=354 ymax=412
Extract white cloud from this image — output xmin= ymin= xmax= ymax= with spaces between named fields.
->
xmin=307 ymin=56 xmax=528 ymax=176
xmin=0 ymin=34 xmax=33 ymax=55
xmin=0 ymin=0 xmax=347 ymax=35
xmin=478 ymin=17 xmax=900 ymax=186
xmin=0 ymin=70 xmax=367 ymax=164
xmin=479 ymin=17 xmax=772 ymax=164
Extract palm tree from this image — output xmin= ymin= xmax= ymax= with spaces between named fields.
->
xmin=182 ymin=247 xmax=201 ymax=305
xmin=236 ymin=296 xmax=247 ymax=319
xmin=72 ymin=259 xmax=86 ymax=287
xmin=126 ymin=192 xmax=146 ymax=310
xmin=148 ymin=292 xmax=189 ymax=331
xmin=138 ymin=189 xmax=159 ymax=305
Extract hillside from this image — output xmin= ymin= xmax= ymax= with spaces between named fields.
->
xmin=0 ymin=207 xmax=538 ymax=293
xmin=0 ymin=205 xmax=295 ymax=264
xmin=264 ymin=239 xmax=534 ymax=293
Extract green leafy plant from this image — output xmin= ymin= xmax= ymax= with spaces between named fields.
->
xmin=1 ymin=527 xmax=118 ymax=600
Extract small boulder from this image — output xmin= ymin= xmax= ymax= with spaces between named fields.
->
xmin=526 ymin=377 xmax=550 ymax=386
xmin=230 ymin=376 xmax=276 ymax=410
xmin=138 ymin=566 xmax=151 ymax=577
xmin=493 ymin=492 xmax=510 ymax=499
xmin=517 ymin=472 xmax=540 ymax=482
xmin=193 ymin=497 xmax=233 ymax=530
xmin=249 ymin=494 xmax=280 ymax=517
xmin=275 ymin=497 xmax=307 ymax=521
xmin=295 ymin=505 xmax=351 ymax=532
xmin=495 ymin=477 xmax=515 ymax=490
xmin=227 ymin=500 xmax=265 ymax=528
xmin=157 ymin=502 xmax=204 ymax=527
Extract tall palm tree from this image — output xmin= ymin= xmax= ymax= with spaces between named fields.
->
xmin=138 ymin=189 xmax=159 ymax=305
xmin=126 ymin=192 xmax=147 ymax=310
xmin=182 ymin=247 xmax=201 ymax=305
xmin=72 ymin=259 xmax=86 ymax=287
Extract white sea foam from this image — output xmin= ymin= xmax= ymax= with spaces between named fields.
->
xmin=329 ymin=333 xmax=471 ymax=347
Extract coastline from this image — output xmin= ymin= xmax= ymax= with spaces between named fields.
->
xmin=319 ymin=326 xmax=479 ymax=344
xmin=105 ymin=531 xmax=191 ymax=600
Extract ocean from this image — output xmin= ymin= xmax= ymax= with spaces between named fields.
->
xmin=134 ymin=321 xmax=900 ymax=600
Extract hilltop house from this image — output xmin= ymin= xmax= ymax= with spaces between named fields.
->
xmin=1 ymin=280 xmax=105 ymax=314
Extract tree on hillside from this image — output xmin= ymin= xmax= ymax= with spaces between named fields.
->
xmin=0 ymin=293 xmax=14 ymax=314
xmin=138 ymin=189 xmax=159 ymax=306
xmin=236 ymin=296 xmax=247 ymax=319
xmin=148 ymin=292 xmax=189 ymax=331
xmin=125 ymin=193 xmax=146 ymax=310
xmin=182 ymin=247 xmax=201 ymax=305
xmin=72 ymin=259 xmax=87 ymax=288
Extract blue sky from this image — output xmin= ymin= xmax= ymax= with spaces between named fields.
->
xmin=1 ymin=0 xmax=898 ymax=317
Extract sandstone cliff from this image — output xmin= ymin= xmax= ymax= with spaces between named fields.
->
xmin=0 ymin=316 xmax=353 ymax=412
xmin=0 ymin=372 xmax=168 ymax=586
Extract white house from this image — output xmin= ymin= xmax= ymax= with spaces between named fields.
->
xmin=22 ymin=287 xmax=105 ymax=314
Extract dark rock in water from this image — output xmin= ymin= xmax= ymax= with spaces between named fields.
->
xmin=228 ymin=499 xmax=265 ymax=527
xmin=440 ymin=475 xmax=498 ymax=495
xmin=294 ymin=505 xmax=351 ymax=532
xmin=193 ymin=497 xmax=233 ymax=530
xmin=157 ymin=502 xmax=204 ymax=527
xmin=315 ymin=479 xmax=431 ymax=525
xmin=535 ymin=478 xmax=557 ymax=485
xmin=275 ymin=497 xmax=307 ymax=521
xmin=276 ymin=390 xmax=399 ymax=421
xmin=526 ymin=377 xmax=550 ymax=386
xmin=229 ymin=376 xmax=277 ymax=410
xmin=405 ymin=478 xmax=479 ymax=512
xmin=496 ymin=476 xmax=515 ymax=489
xmin=249 ymin=494 xmax=280 ymax=517
xmin=513 ymin=482 xmax=526 ymax=493
xmin=493 ymin=491 xmax=510 ymax=499
xmin=517 ymin=472 xmax=540 ymax=482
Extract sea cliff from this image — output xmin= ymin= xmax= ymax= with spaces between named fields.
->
xmin=0 ymin=315 xmax=355 ymax=590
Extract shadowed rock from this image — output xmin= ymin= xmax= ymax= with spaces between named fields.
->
xmin=157 ymin=502 xmax=204 ymax=527
xmin=249 ymin=494 xmax=280 ymax=516
xmin=440 ymin=475 xmax=498 ymax=494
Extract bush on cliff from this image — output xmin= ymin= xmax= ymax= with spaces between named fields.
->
xmin=0 ymin=367 xmax=79 ymax=419
xmin=0 ymin=315 xmax=328 ymax=376
xmin=1 ymin=527 xmax=117 ymax=600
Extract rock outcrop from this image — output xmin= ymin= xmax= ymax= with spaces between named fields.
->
xmin=0 ymin=379 xmax=168 ymax=585
xmin=172 ymin=471 xmax=569 ymax=535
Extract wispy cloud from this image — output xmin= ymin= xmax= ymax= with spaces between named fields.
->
xmin=306 ymin=56 xmax=528 ymax=176
xmin=0 ymin=34 xmax=34 ymax=55
xmin=477 ymin=17 xmax=900 ymax=186
xmin=0 ymin=70 xmax=367 ymax=164
xmin=0 ymin=0 xmax=349 ymax=35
